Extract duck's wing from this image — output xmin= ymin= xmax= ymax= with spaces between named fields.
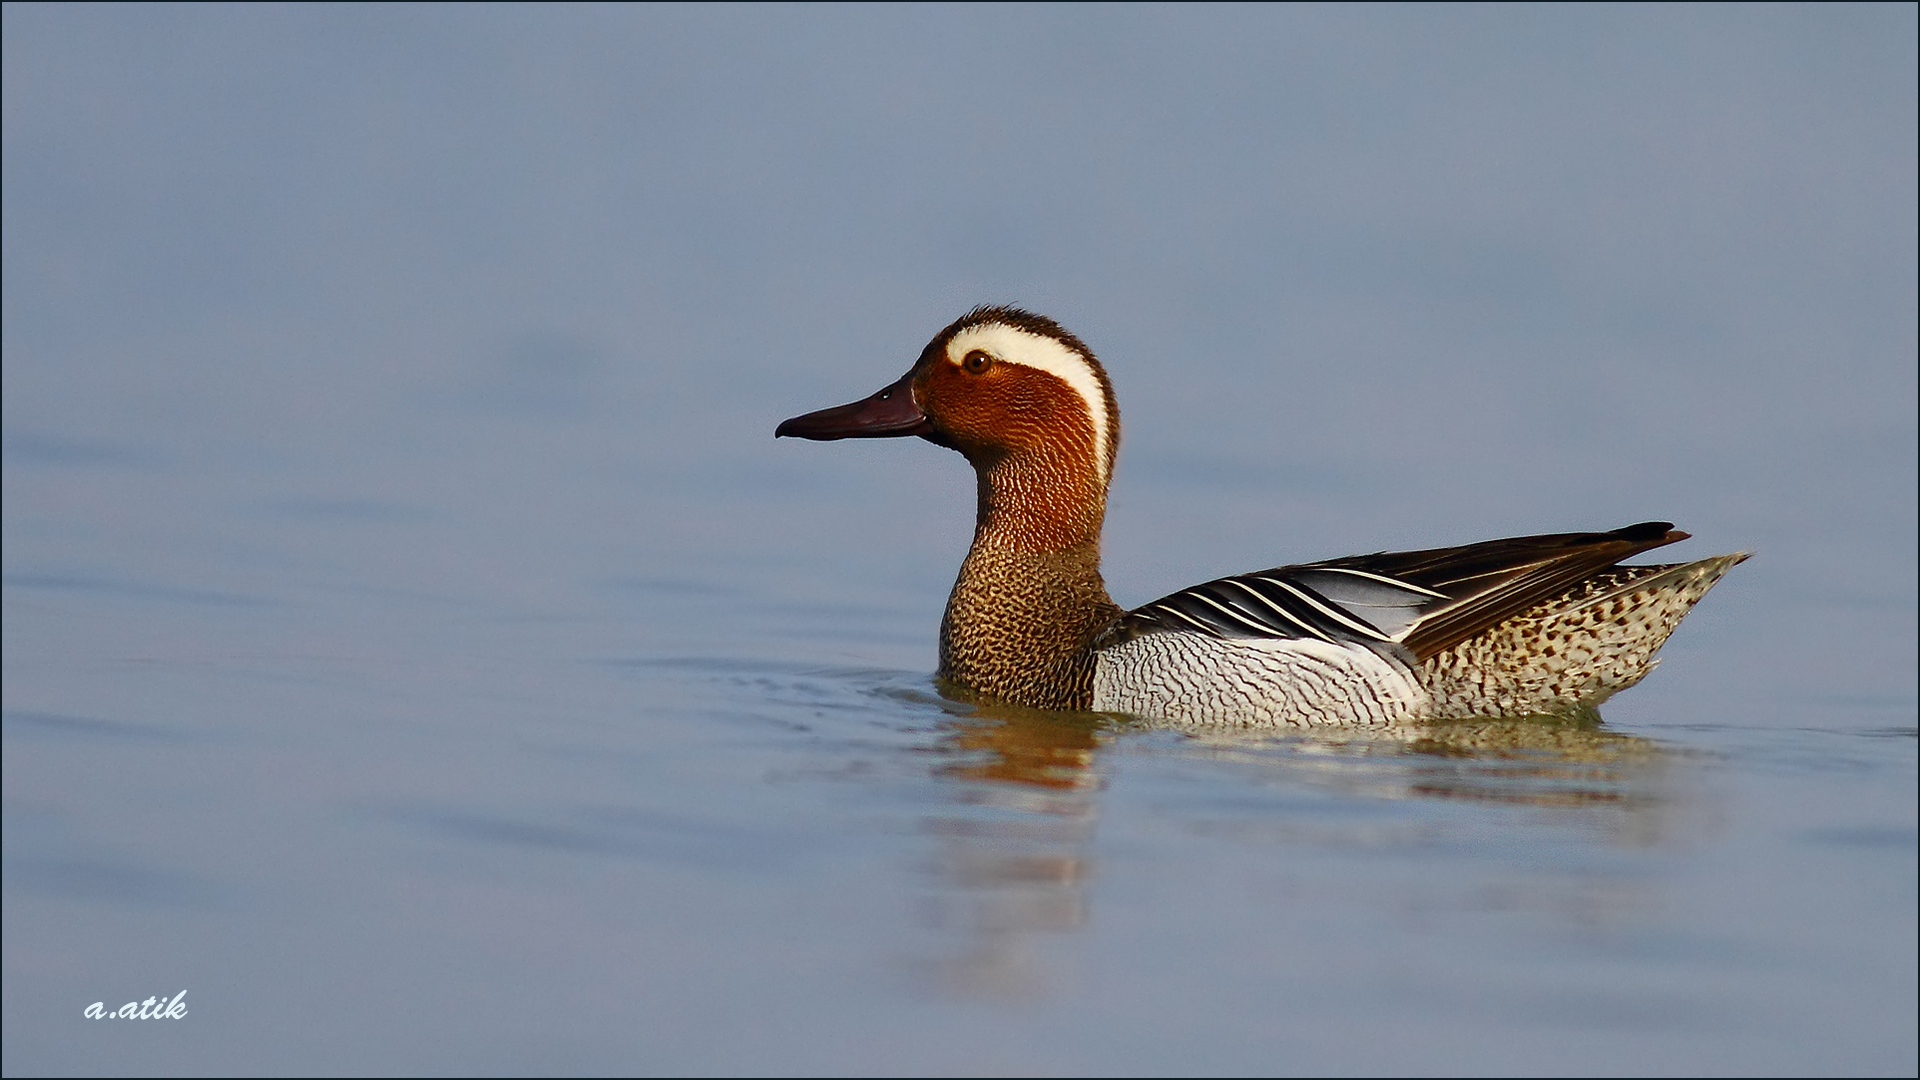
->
xmin=1111 ymin=521 xmax=1689 ymax=661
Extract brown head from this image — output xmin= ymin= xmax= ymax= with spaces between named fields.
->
xmin=776 ymin=306 xmax=1121 ymax=555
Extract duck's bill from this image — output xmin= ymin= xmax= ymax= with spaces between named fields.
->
xmin=775 ymin=373 xmax=932 ymax=440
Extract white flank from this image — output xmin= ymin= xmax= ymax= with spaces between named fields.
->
xmin=1093 ymin=635 xmax=1429 ymax=727
xmin=945 ymin=323 xmax=1113 ymax=483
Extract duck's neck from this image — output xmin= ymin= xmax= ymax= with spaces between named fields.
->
xmin=938 ymin=450 xmax=1122 ymax=710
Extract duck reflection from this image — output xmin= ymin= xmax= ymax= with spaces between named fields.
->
xmin=1178 ymin=708 xmax=1673 ymax=809
xmin=1401 ymin=710 xmax=1670 ymax=808
xmin=913 ymin=698 xmax=1104 ymax=997
xmin=911 ymin=695 xmax=1674 ymax=996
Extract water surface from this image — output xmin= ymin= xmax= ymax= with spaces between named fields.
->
xmin=4 ymin=7 xmax=1915 ymax=1076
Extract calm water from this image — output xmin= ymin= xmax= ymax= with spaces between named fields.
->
xmin=5 ymin=7 xmax=1915 ymax=1076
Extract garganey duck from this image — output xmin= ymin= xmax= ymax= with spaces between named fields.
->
xmin=777 ymin=306 xmax=1747 ymax=726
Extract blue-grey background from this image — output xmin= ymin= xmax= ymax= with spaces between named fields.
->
xmin=4 ymin=5 xmax=1914 ymax=1075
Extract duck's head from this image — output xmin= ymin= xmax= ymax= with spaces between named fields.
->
xmin=776 ymin=306 xmax=1120 ymax=496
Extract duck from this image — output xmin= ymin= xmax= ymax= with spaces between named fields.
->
xmin=776 ymin=305 xmax=1747 ymax=727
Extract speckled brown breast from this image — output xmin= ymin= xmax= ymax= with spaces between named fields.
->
xmin=939 ymin=543 xmax=1122 ymax=712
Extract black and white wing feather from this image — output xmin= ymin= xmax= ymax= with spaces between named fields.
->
xmin=1108 ymin=522 xmax=1688 ymax=661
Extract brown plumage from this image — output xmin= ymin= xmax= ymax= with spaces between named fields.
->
xmin=777 ymin=307 xmax=1747 ymax=725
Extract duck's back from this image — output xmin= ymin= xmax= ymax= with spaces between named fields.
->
xmin=1090 ymin=524 xmax=1748 ymax=727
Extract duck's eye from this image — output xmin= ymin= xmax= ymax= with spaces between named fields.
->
xmin=961 ymin=350 xmax=993 ymax=375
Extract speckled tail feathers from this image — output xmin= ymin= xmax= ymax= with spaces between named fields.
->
xmin=1419 ymin=551 xmax=1750 ymax=719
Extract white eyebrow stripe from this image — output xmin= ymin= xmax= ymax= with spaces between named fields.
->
xmin=946 ymin=323 xmax=1111 ymax=483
